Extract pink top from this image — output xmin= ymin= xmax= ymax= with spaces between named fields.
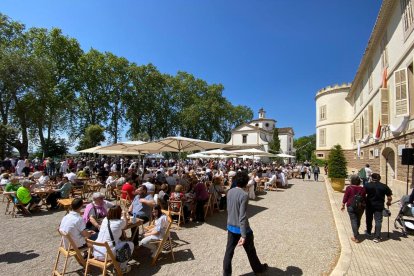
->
xmin=342 ymin=185 xmax=366 ymax=207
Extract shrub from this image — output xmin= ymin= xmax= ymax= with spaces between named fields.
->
xmin=327 ymin=144 xmax=347 ymax=178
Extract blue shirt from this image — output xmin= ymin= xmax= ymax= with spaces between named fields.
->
xmin=131 ymin=194 xmax=153 ymax=218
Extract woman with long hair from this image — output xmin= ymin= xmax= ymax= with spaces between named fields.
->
xmin=93 ymin=205 xmax=134 ymax=273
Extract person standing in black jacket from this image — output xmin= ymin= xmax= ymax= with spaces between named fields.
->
xmin=364 ymin=173 xmax=392 ymax=242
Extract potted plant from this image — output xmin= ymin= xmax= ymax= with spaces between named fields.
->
xmin=327 ymin=144 xmax=347 ymax=192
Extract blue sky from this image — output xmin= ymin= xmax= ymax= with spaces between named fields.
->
xmin=1 ymin=0 xmax=382 ymax=139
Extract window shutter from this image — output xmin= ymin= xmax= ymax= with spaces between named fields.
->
xmin=368 ymin=105 xmax=373 ymax=134
xmin=319 ymin=128 xmax=326 ymax=147
xmin=395 ymin=68 xmax=409 ymax=116
xmin=363 ymin=110 xmax=369 ymax=137
xmin=355 ymin=117 xmax=361 ymax=140
xmin=351 ymin=124 xmax=355 ymax=143
xmin=381 ymin=88 xmax=389 ymax=125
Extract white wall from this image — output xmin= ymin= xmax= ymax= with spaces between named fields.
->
xmin=316 ymin=87 xmax=352 ymax=150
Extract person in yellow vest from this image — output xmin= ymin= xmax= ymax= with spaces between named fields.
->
xmin=16 ymin=180 xmax=41 ymax=211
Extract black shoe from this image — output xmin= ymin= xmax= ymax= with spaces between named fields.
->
xmin=255 ymin=263 xmax=268 ymax=274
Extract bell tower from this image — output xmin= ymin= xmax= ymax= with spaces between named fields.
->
xmin=258 ymin=108 xmax=266 ymax=119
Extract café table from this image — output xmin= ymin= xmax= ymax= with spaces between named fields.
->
xmin=57 ymin=198 xmax=74 ymax=213
xmin=33 ymin=188 xmax=54 ymax=208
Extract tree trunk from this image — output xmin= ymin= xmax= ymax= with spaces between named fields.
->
xmin=38 ymin=124 xmax=47 ymax=157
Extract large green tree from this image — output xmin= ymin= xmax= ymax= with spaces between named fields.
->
xmin=294 ymin=134 xmax=316 ymax=162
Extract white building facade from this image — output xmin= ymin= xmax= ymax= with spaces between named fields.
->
xmin=315 ymin=0 xmax=414 ymax=196
xmin=227 ymin=108 xmax=295 ymax=156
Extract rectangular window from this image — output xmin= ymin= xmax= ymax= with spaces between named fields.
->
xmin=401 ymin=0 xmax=414 ymax=38
xmin=359 ymin=88 xmax=364 ymax=106
xmin=242 ymin=134 xmax=247 ymax=144
xmin=369 ymin=149 xmax=374 ymax=159
xmin=319 ymin=105 xmax=326 ymax=121
xmin=319 ymin=128 xmax=326 ymax=147
xmin=381 ymin=88 xmax=389 ymax=125
xmin=395 ymin=68 xmax=409 ymax=116
xmin=317 ymin=153 xmax=324 ymax=158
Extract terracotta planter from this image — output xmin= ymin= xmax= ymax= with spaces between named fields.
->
xmin=331 ymin=178 xmax=345 ymax=192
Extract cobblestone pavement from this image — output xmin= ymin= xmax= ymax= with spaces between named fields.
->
xmin=0 ymin=177 xmax=338 ymax=276
xmin=326 ymin=178 xmax=414 ymax=276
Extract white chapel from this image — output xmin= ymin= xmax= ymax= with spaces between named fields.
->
xmin=226 ymin=108 xmax=295 ymax=155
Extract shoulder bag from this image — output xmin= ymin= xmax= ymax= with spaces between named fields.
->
xmin=107 ymin=220 xmax=131 ymax=263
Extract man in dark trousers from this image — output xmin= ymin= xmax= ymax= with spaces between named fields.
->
xmin=223 ymin=171 xmax=268 ymax=276
xmin=364 ymin=173 xmax=392 ymax=242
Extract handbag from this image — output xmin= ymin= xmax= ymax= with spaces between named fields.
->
xmin=107 ymin=220 xmax=131 ymax=263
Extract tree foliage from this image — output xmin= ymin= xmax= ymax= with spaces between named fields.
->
xmin=327 ymin=144 xmax=347 ymax=178
xmin=293 ymin=134 xmax=316 ymax=162
xmin=268 ymin=128 xmax=281 ymax=153
xmin=0 ymin=13 xmax=253 ymax=158
xmin=77 ymin=125 xmax=106 ymax=151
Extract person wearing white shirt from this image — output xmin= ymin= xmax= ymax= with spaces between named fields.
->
xmin=0 ymin=173 xmax=10 ymax=187
xmin=139 ymin=205 xmax=168 ymax=257
xmin=15 ymin=158 xmax=25 ymax=176
xmin=264 ymin=172 xmax=277 ymax=191
xmin=59 ymin=198 xmax=94 ymax=249
xmin=93 ymin=206 xmax=134 ymax=273
xmin=65 ymin=170 xmax=77 ymax=184
xmin=110 ymin=163 xmax=117 ymax=173
xmin=38 ymin=171 xmax=50 ymax=187
xmin=31 ymin=169 xmax=43 ymax=180
xmin=60 ymin=159 xmax=68 ymax=174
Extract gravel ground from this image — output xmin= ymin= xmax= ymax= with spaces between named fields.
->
xmin=0 ymin=176 xmax=339 ymax=276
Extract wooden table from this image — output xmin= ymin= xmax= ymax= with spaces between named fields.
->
xmin=123 ymin=218 xmax=143 ymax=242
xmin=86 ymin=183 xmax=103 ymax=195
xmin=33 ymin=188 xmax=54 ymax=208
xmin=57 ymin=198 xmax=74 ymax=213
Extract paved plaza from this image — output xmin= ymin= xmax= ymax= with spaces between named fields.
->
xmin=0 ymin=177 xmax=338 ymax=276
xmin=326 ymin=178 xmax=414 ymax=276
xmin=4 ymin=176 xmax=414 ymax=276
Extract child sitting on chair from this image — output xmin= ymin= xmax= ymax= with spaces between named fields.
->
xmin=139 ymin=205 xmax=168 ymax=257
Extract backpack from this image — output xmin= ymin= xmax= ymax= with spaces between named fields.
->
xmin=358 ymin=168 xmax=367 ymax=180
xmin=351 ymin=190 xmax=365 ymax=211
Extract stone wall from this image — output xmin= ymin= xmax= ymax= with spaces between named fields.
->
xmin=317 ymin=131 xmax=414 ymax=197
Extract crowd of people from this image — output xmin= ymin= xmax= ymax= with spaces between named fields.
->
xmin=1 ymin=154 xmax=324 ymax=274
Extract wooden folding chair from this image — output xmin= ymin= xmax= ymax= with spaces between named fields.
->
xmin=84 ymin=239 xmax=123 ymax=276
xmin=167 ymin=200 xmax=185 ymax=227
xmin=71 ymin=183 xmax=87 ymax=199
xmin=203 ymin=193 xmax=213 ymax=219
xmin=150 ymin=210 xmax=175 ymax=266
xmin=119 ymin=191 xmax=132 ymax=212
xmin=211 ymin=192 xmax=220 ymax=213
xmin=52 ymin=230 xmax=87 ymax=276
xmin=4 ymin=192 xmax=31 ymax=218
xmin=0 ymin=186 xmax=6 ymax=202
